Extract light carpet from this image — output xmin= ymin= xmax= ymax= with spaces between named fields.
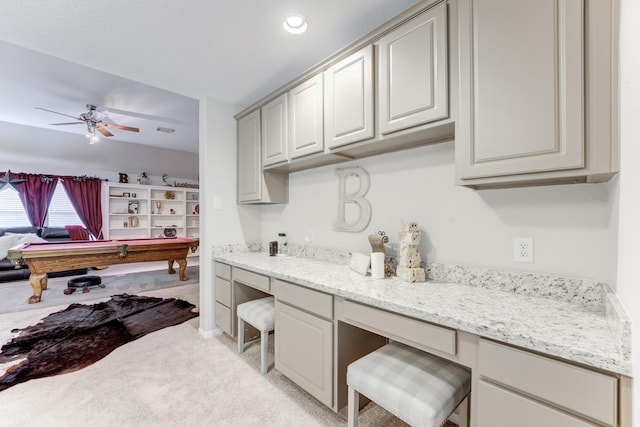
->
xmin=0 ymin=280 xmax=456 ymax=426
xmin=0 ymin=263 xmax=199 ymax=314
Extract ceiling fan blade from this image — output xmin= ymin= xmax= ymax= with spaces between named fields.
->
xmin=96 ymin=126 xmax=114 ymax=137
xmin=35 ymin=107 xmax=82 ymax=121
xmin=102 ymin=123 xmax=140 ymax=133
xmin=97 ymin=106 xmax=182 ymax=125
xmin=49 ymin=122 xmax=84 ymax=126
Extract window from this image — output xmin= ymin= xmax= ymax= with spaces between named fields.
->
xmin=47 ymin=183 xmax=84 ymax=227
xmin=0 ymin=187 xmax=30 ymax=227
xmin=0 ymin=182 xmax=84 ymax=228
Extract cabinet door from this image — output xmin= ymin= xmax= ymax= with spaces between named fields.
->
xmin=289 ymin=75 xmax=324 ymax=159
xmin=261 ymin=93 xmax=288 ymax=166
xmin=477 ymin=381 xmax=595 ymax=427
xmin=275 ymin=301 xmax=333 ymax=407
xmin=457 ymin=0 xmax=584 ymax=180
xmin=237 ymin=110 xmax=288 ymax=204
xmin=237 ymin=110 xmax=262 ymax=202
xmin=324 ymin=45 xmax=374 ymax=149
xmin=378 ymin=1 xmax=448 ymax=135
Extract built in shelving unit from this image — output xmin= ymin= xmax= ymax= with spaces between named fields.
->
xmin=102 ymin=182 xmax=200 ymax=250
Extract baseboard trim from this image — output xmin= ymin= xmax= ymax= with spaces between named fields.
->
xmin=199 ymin=327 xmax=222 ymax=338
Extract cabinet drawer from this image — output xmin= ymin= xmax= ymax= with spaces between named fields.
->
xmin=215 ymin=262 xmax=231 ymax=280
xmin=477 ymin=380 xmax=595 ymax=427
xmin=343 ymin=300 xmax=456 ymax=356
xmin=215 ymin=301 xmax=232 ymax=335
xmin=479 ymin=339 xmax=617 ymax=426
xmin=233 ymin=267 xmax=270 ymax=292
xmin=215 ymin=277 xmax=231 ymax=307
xmin=273 ymin=279 xmax=333 ymax=320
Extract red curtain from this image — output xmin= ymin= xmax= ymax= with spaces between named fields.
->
xmin=14 ymin=174 xmax=58 ymax=227
xmin=0 ymin=171 xmax=5 ymax=191
xmin=60 ymin=177 xmax=103 ymax=239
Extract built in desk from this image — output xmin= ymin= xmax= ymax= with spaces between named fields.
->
xmin=213 ymin=250 xmax=632 ymax=427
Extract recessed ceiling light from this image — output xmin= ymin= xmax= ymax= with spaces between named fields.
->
xmin=284 ymin=14 xmax=308 ymax=34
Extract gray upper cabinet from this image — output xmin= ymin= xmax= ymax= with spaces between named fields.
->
xmin=236 ymin=0 xmax=453 ymax=180
xmin=235 ymin=0 xmax=618 ymax=195
xmin=378 ymin=1 xmax=449 ymax=135
xmin=261 ymin=93 xmax=289 ymax=167
xmin=237 ymin=110 xmax=262 ymax=203
xmin=324 ymin=45 xmax=374 ymax=149
xmin=456 ymin=0 xmax=618 ymax=188
xmin=237 ymin=109 xmax=288 ymax=204
xmin=289 ymin=74 xmax=324 ymax=159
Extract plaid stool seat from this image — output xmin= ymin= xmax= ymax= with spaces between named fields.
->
xmin=237 ymin=297 xmax=275 ymax=374
xmin=347 ymin=341 xmax=471 ymax=427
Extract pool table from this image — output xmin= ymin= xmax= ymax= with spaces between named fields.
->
xmin=7 ymin=237 xmax=199 ymax=304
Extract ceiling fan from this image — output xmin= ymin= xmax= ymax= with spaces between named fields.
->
xmin=35 ymin=104 xmax=140 ymax=142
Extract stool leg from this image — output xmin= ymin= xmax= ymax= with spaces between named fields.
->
xmin=260 ymin=329 xmax=268 ymax=374
xmin=238 ymin=318 xmax=245 ymax=354
xmin=458 ymin=395 xmax=470 ymax=427
xmin=348 ymin=385 xmax=359 ymax=427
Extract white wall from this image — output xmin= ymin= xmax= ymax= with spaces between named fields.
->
xmin=616 ymin=0 xmax=640 ymax=423
xmin=261 ymin=141 xmax=615 ymax=282
xmin=198 ymin=96 xmax=261 ymax=337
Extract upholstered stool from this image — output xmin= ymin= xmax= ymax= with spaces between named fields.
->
xmin=64 ymin=275 xmax=104 ymax=295
xmin=237 ymin=296 xmax=275 ymax=374
xmin=347 ymin=341 xmax=471 ymax=427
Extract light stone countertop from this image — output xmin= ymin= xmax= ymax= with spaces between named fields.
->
xmin=213 ymin=249 xmax=632 ymax=377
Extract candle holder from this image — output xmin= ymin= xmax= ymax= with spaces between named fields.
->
xmin=155 ymin=201 xmax=162 ymax=214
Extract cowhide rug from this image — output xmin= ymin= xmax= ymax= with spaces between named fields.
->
xmin=0 ymin=294 xmax=199 ymax=391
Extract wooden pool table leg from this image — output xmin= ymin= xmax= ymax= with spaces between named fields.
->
xmin=177 ymin=259 xmax=188 ymax=281
xmin=28 ymin=273 xmax=47 ymax=304
xmin=168 ymin=260 xmax=176 ymax=274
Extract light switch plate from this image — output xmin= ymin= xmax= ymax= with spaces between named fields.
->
xmin=213 ymin=197 xmax=222 ymax=210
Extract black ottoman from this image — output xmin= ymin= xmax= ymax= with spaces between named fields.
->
xmin=64 ymin=275 xmax=105 ymax=295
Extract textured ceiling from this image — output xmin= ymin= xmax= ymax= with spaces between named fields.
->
xmin=0 ymin=0 xmax=421 ymax=153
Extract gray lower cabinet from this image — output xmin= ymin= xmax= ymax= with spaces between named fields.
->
xmin=274 ymin=279 xmax=333 ymax=408
xmin=214 ymin=262 xmax=233 ymax=335
xmin=477 ymin=381 xmax=595 ymax=427
xmin=478 ymin=339 xmax=618 ymax=427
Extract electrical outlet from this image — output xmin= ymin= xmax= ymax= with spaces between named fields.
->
xmin=513 ymin=237 xmax=534 ymax=263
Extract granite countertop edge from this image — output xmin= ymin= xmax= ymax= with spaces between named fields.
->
xmin=213 ymin=249 xmax=632 ymax=377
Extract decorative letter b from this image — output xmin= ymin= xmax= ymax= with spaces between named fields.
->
xmin=333 ymin=167 xmax=371 ymax=233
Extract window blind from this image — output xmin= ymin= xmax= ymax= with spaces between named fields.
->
xmin=0 ymin=187 xmax=30 ymax=227
xmin=0 ymin=183 xmax=84 ymax=228
xmin=47 ymin=183 xmax=84 ymax=227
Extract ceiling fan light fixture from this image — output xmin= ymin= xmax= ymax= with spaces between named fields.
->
xmin=284 ymin=14 xmax=308 ymax=34
xmin=85 ymin=122 xmax=99 ymax=144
